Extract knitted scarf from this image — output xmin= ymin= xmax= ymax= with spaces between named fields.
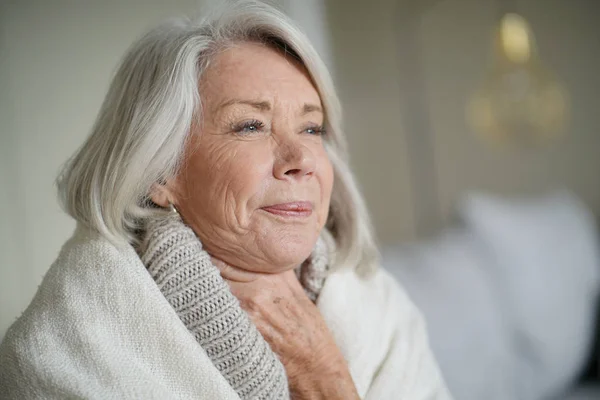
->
xmin=137 ymin=214 xmax=333 ymax=400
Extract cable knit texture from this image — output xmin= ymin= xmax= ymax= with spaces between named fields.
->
xmin=137 ymin=214 xmax=332 ymax=400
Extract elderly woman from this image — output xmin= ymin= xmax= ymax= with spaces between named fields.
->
xmin=0 ymin=2 xmax=450 ymax=399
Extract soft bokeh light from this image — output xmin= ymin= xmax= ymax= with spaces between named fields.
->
xmin=467 ymin=12 xmax=569 ymax=147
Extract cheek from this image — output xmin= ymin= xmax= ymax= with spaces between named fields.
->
xmin=222 ymin=153 xmax=271 ymax=213
xmin=180 ymin=140 xmax=273 ymax=218
xmin=317 ymin=150 xmax=334 ymax=222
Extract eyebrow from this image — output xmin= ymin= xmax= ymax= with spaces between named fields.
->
xmin=218 ymin=99 xmax=271 ymax=111
xmin=302 ymin=103 xmax=323 ymax=115
xmin=217 ymin=99 xmax=323 ymax=115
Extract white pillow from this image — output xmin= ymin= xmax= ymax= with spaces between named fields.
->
xmin=460 ymin=190 xmax=600 ymax=400
xmin=383 ymin=229 xmax=516 ymax=400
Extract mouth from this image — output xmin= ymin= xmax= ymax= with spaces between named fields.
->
xmin=260 ymin=201 xmax=313 ymax=218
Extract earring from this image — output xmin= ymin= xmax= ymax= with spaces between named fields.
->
xmin=168 ymin=203 xmax=179 ymax=216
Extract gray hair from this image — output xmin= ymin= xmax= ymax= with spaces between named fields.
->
xmin=57 ymin=0 xmax=378 ymax=275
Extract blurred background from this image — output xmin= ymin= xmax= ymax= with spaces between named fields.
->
xmin=1 ymin=0 xmax=599 ymax=399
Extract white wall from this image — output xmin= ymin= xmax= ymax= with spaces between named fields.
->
xmin=325 ymin=0 xmax=418 ymax=242
xmin=0 ymin=3 xmax=24 ymax=337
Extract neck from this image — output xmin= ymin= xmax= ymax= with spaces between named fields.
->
xmin=209 ymin=256 xmax=277 ymax=283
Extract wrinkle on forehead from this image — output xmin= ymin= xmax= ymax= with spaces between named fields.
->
xmin=198 ymin=41 xmax=321 ymax=118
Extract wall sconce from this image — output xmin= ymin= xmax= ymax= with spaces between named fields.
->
xmin=467 ymin=12 xmax=569 ymax=147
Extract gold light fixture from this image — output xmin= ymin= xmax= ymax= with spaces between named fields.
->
xmin=467 ymin=13 xmax=569 ymax=146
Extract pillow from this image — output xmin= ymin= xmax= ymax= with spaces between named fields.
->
xmin=382 ymin=229 xmax=516 ymax=400
xmin=460 ymin=190 xmax=600 ymax=400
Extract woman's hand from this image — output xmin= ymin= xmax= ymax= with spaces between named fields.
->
xmin=212 ymin=259 xmax=359 ymax=400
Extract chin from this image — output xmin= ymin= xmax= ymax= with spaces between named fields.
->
xmin=260 ymin=230 xmax=318 ymax=270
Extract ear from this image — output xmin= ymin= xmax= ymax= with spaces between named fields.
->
xmin=149 ymin=182 xmax=175 ymax=208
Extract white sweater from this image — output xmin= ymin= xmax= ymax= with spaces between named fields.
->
xmin=0 ymin=224 xmax=451 ymax=399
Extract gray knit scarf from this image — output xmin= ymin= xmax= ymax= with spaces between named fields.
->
xmin=137 ymin=214 xmax=333 ymax=400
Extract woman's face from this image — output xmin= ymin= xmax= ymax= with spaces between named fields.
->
xmin=166 ymin=42 xmax=334 ymax=273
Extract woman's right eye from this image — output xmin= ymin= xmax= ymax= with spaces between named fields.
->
xmin=233 ymin=119 xmax=265 ymax=134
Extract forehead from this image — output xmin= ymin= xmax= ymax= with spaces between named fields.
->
xmin=199 ymin=41 xmax=321 ymax=107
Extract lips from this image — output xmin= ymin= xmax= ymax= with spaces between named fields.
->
xmin=261 ymin=201 xmax=313 ymax=217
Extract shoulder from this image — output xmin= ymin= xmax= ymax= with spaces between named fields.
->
xmin=2 ymin=224 xmax=142 ymax=335
xmin=0 ymin=225 xmax=237 ymax=399
xmin=5 ymin=224 xmax=151 ymax=334
xmin=318 ymin=266 xmax=451 ymax=399
xmin=319 ymin=266 xmax=419 ymax=328
xmin=53 ymin=224 xmax=140 ymax=277
xmin=0 ymin=226 xmax=142 ymax=392
xmin=317 ymin=267 xmax=424 ymax=390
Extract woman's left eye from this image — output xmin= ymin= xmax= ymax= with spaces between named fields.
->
xmin=305 ymin=125 xmax=326 ymax=136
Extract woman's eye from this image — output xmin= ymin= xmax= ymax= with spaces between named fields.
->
xmin=305 ymin=125 xmax=326 ymax=136
xmin=233 ymin=120 xmax=265 ymax=134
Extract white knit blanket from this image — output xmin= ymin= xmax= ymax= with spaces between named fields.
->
xmin=0 ymin=224 xmax=451 ymax=399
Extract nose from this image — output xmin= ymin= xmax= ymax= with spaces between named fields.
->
xmin=273 ymin=138 xmax=316 ymax=181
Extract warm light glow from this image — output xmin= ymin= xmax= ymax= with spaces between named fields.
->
xmin=500 ymin=13 xmax=531 ymax=63
xmin=467 ymin=13 xmax=569 ymax=147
